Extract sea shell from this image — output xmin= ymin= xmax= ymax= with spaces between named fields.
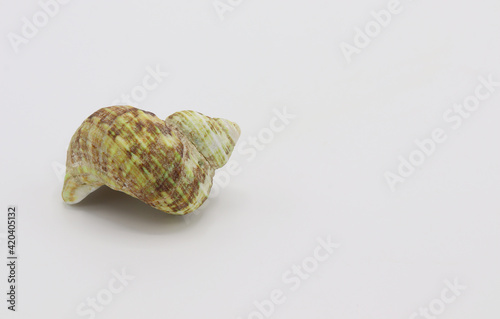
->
xmin=62 ymin=105 xmax=240 ymax=215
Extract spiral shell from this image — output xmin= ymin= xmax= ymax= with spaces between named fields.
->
xmin=62 ymin=105 xmax=240 ymax=215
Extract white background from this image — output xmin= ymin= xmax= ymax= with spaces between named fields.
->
xmin=1 ymin=0 xmax=500 ymax=318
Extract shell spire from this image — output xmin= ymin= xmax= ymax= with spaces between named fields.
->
xmin=165 ymin=110 xmax=241 ymax=169
xmin=62 ymin=106 xmax=240 ymax=215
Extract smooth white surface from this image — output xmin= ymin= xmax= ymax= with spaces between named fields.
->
xmin=1 ymin=1 xmax=499 ymax=318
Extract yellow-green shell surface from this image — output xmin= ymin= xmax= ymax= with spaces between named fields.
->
xmin=62 ymin=106 xmax=240 ymax=215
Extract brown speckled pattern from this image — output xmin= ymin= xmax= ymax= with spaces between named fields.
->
xmin=62 ymin=105 xmax=240 ymax=215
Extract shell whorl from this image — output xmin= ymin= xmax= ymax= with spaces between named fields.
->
xmin=166 ymin=110 xmax=241 ymax=169
xmin=62 ymin=105 xmax=240 ymax=215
